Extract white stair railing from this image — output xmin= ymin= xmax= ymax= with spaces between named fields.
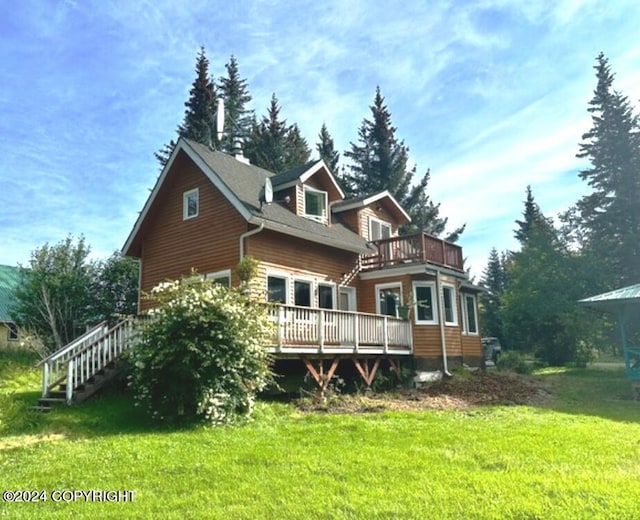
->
xmin=64 ymin=318 xmax=140 ymax=403
xmin=38 ymin=321 xmax=109 ymax=398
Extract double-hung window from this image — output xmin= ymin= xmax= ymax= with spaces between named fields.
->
xmin=267 ymin=275 xmax=288 ymax=304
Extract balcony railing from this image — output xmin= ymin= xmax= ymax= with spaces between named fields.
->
xmin=267 ymin=304 xmax=413 ymax=355
xmin=361 ymin=232 xmax=464 ymax=272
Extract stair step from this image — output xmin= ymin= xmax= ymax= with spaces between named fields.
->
xmin=30 ymin=405 xmax=52 ymax=413
xmin=39 ymin=397 xmax=66 ymax=405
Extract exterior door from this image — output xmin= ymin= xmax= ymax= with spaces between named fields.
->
xmin=339 ymin=287 xmax=356 ymax=311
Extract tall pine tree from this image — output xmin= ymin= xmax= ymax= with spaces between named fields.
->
xmin=216 ymin=55 xmax=254 ymax=154
xmin=514 ymin=185 xmax=551 ymax=246
xmin=480 ymin=247 xmax=507 ymax=344
xmin=316 ymin=123 xmax=340 ymax=173
xmin=343 ymin=87 xmax=460 ymax=239
xmin=576 ymin=52 xmax=640 ymax=286
xmin=156 ymin=47 xmax=219 ymax=166
xmin=245 ymin=94 xmax=310 ymax=173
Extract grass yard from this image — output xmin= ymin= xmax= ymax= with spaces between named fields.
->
xmin=2 ymin=350 xmax=640 ymax=519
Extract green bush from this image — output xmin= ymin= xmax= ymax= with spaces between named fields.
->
xmin=129 ymin=277 xmax=274 ymax=425
xmin=496 ymin=350 xmax=530 ymax=374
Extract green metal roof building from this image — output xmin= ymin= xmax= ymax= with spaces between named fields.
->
xmin=579 ymin=284 xmax=640 ymax=382
xmin=0 ymin=264 xmax=21 ymax=345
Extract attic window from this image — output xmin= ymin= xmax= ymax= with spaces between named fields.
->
xmin=183 ymin=188 xmax=199 ymax=220
xmin=303 ymin=186 xmax=327 ymax=223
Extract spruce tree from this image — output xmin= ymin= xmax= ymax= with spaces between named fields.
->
xmin=156 ymin=47 xmax=218 ymax=166
xmin=514 ymin=185 xmax=550 ymax=246
xmin=343 ymin=87 xmax=458 ymax=238
xmin=480 ymin=247 xmax=507 ymax=344
xmin=216 ymin=55 xmax=254 ymax=154
xmin=316 ymin=123 xmax=340 ymax=173
xmin=245 ymin=94 xmax=310 ymax=173
xmin=576 ymin=53 xmax=640 ymax=285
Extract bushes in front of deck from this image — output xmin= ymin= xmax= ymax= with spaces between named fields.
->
xmin=128 ymin=277 xmax=274 ymax=425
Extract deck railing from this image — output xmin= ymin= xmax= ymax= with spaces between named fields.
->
xmin=361 ymin=232 xmax=463 ymax=272
xmin=268 ymin=304 xmax=412 ymax=354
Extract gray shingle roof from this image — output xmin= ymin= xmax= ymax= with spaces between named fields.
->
xmin=184 ymin=140 xmax=371 ymax=253
xmin=0 ymin=265 xmax=21 ymax=322
xmin=271 ymin=160 xmax=321 ymax=188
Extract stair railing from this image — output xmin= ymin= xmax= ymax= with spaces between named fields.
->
xmin=37 ymin=321 xmax=109 ymax=398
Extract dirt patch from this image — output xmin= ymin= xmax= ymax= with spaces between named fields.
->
xmin=295 ymin=371 xmax=551 ymax=413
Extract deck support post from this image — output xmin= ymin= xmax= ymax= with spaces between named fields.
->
xmin=352 ymin=357 xmax=381 ymax=388
xmin=388 ymin=358 xmax=401 ymax=378
xmin=301 ymin=356 xmax=340 ymax=396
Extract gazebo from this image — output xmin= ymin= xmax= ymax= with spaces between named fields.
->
xmin=578 ymin=284 xmax=640 ymax=385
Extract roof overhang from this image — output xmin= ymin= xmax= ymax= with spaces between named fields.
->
xmin=272 ymin=160 xmax=345 ymax=198
xmin=332 ymin=190 xmax=411 ymax=225
xmin=122 ymin=138 xmax=253 ymax=257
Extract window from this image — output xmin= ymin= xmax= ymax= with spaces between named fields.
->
xmin=183 ymin=188 xmax=199 ymax=219
xmin=318 ymin=284 xmax=335 ymax=309
xmin=303 ymin=186 xmax=328 ymax=223
xmin=267 ymin=276 xmax=287 ymax=303
xmin=205 ymin=269 xmax=231 ymax=288
xmin=7 ymin=323 xmax=18 ymax=341
xmin=294 ymin=280 xmax=312 ymax=307
xmin=376 ymin=283 xmax=402 ymax=317
xmin=461 ymin=294 xmax=478 ymax=335
xmin=339 ymin=287 xmax=356 ymax=311
xmin=413 ymin=282 xmax=437 ymax=325
xmin=369 ymin=217 xmax=392 ymax=241
xmin=442 ymin=284 xmax=458 ymax=326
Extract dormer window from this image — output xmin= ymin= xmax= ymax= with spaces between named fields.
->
xmin=303 ymin=186 xmax=328 ymax=223
xmin=369 ymin=216 xmax=392 ymax=240
xmin=183 ymin=188 xmax=199 ymax=220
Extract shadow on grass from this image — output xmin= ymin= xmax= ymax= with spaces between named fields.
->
xmin=533 ymin=366 xmax=640 ymax=423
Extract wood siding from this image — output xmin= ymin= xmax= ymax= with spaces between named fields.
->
xmin=138 ymin=150 xmax=247 ymax=310
xmin=359 ymin=206 xmax=399 ymax=240
xmin=246 ymin=230 xmax=359 ymax=300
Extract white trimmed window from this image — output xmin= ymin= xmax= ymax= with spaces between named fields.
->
xmin=461 ymin=293 xmax=479 ymax=335
xmin=267 ymin=275 xmax=288 ymax=303
xmin=205 ymin=269 xmax=231 ymax=288
xmin=369 ymin=216 xmax=392 ymax=241
xmin=318 ymin=283 xmax=336 ymax=309
xmin=442 ymin=284 xmax=458 ymax=326
xmin=376 ymin=282 xmax=402 ymax=317
xmin=183 ymin=188 xmax=199 ymax=220
xmin=303 ymin=186 xmax=328 ymax=223
xmin=413 ymin=282 xmax=438 ymax=325
xmin=294 ymin=279 xmax=312 ymax=307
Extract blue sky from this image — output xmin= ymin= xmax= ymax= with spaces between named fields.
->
xmin=1 ymin=0 xmax=640 ymax=278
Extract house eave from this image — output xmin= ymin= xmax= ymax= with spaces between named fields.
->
xmin=359 ymin=263 xmax=469 ymax=280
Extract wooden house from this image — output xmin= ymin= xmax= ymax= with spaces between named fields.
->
xmin=122 ymin=138 xmax=482 ymax=384
xmin=0 ymin=264 xmax=21 ymax=348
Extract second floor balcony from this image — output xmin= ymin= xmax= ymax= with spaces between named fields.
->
xmin=361 ymin=232 xmax=464 ymax=272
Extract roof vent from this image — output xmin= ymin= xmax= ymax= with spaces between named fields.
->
xmin=233 ymin=137 xmax=250 ymax=165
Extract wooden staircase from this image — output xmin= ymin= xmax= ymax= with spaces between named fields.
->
xmin=35 ymin=317 xmax=141 ymax=411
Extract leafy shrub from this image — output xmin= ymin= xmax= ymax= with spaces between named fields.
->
xmin=496 ymin=350 xmax=530 ymax=374
xmin=129 ymin=278 xmax=274 ymax=425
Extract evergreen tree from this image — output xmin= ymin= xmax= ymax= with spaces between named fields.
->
xmin=514 ymin=185 xmax=547 ymax=245
xmin=216 ymin=55 xmax=254 ymax=154
xmin=316 ymin=123 xmax=340 ymax=173
xmin=245 ymin=94 xmax=310 ymax=172
xmin=576 ymin=53 xmax=640 ymax=286
xmin=343 ymin=87 xmax=459 ymax=239
xmin=480 ymin=247 xmax=507 ymax=344
xmin=156 ymin=47 xmax=218 ymax=166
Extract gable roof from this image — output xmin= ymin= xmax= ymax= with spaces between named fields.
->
xmin=271 ymin=159 xmax=345 ymax=198
xmin=123 ymin=138 xmax=371 ymax=256
xmin=332 ymin=190 xmax=411 ymax=225
xmin=0 ymin=265 xmax=21 ymax=323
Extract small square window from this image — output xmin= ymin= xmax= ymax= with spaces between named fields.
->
xmin=183 ymin=188 xmax=199 ymax=220
xmin=267 ymin=276 xmax=287 ymax=303
xmin=303 ymin=187 xmax=327 ymax=223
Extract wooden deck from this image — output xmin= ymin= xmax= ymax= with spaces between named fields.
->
xmin=267 ymin=304 xmax=413 ymax=356
xmin=361 ymin=232 xmax=463 ymax=272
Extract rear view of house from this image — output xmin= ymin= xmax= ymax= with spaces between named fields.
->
xmin=122 ymin=138 xmax=482 ymax=382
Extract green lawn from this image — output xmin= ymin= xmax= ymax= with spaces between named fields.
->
xmin=2 ymin=350 xmax=640 ymax=519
